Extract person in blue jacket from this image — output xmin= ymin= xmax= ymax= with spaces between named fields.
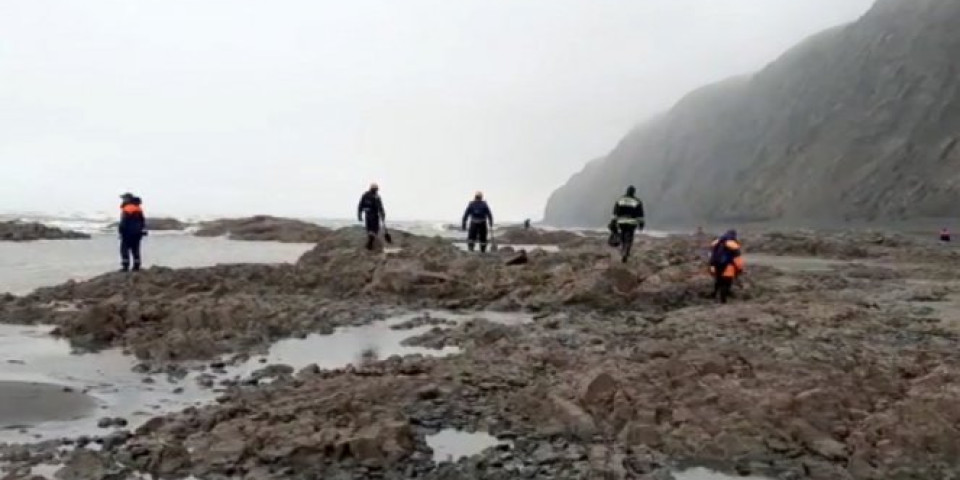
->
xmin=118 ymin=192 xmax=147 ymax=272
xmin=462 ymin=191 xmax=494 ymax=252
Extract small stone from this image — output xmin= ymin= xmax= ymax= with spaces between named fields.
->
xmin=97 ymin=417 xmax=113 ymax=428
xmin=416 ymin=385 xmax=441 ymax=400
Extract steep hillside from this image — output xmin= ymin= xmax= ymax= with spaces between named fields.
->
xmin=545 ymin=0 xmax=960 ymax=227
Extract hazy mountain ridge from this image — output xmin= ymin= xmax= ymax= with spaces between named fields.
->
xmin=544 ymin=0 xmax=960 ymax=227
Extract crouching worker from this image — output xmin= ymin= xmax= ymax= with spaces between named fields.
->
xmin=709 ymin=229 xmax=744 ymax=304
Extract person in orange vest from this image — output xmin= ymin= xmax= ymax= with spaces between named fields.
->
xmin=709 ymin=229 xmax=744 ymax=303
xmin=940 ymin=227 xmax=951 ymax=243
xmin=118 ymin=192 xmax=147 ymax=272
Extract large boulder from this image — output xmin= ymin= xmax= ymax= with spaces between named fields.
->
xmin=0 ymin=221 xmax=90 ymax=242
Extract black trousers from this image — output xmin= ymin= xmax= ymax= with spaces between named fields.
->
xmin=364 ymin=216 xmax=381 ymax=250
xmin=713 ymin=275 xmax=733 ymax=303
xmin=120 ymin=235 xmax=143 ymax=271
xmin=467 ymin=222 xmax=489 ymax=252
xmin=617 ymin=224 xmax=637 ymax=262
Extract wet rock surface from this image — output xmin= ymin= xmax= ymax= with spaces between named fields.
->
xmin=0 ymin=221 xmax=90 ymax=242
xmin=3 ymin=228 xmax=960 ymax=478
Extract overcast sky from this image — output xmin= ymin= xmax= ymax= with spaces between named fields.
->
xmin=1 ymin=0 xmax=875 ymax=222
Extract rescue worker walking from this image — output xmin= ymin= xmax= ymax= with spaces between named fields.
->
xmin=118 ymin=192 xmax=147 ymax=272
xmin=462 ymin=191 xmax=494 ymax=252
xmin=709 ymin=229 xmax=745 ymax=304
xmin=940 ymin=227 xmax=951 ymax=243
xmin=611 ymin=186 xmax=645 ymax=263
xmin=357 ymin=183 xmax=386 ymax=250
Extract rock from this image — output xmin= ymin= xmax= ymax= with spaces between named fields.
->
xmin=809 ymin=437 xmax=848 ymax=461
xmin=579 ymin=372 xmax=619 ymax=408
xmin=0 ymin=221 xmax=90 ymax=242
xmin=54 ymin=450 xmax=125 ymax=480
xmin=250 ymin=363 xmax=295 ymax=380
xmin=296 ymin=364 xmax=321 ymax=378
xmin=343 ymin=421 xmax=416 ymax=464
xmin=416 ymin=384 xmax=441 ymax=400
xmin=194 ymin=216 xmax=332 ymax=243
xmin=97 ymin=417 xmax=113 ymax=428
xmin=505 ymin=250 xmax=529 ymax=266
xmin=146 ymin=217 xmax=187 ymax=231
xmin=617 ymin=421 xmax=662 ymax=448
xmin=548 ymin=395 xmax=598 ymax=441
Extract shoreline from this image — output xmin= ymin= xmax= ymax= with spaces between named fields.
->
xmin=0 ymin=226 xmax=958 ymax=479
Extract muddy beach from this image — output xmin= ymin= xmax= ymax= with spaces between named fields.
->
xmin=1 ymin=227 xmax=960 ymax=479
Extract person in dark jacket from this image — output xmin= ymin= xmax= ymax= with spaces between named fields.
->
xmin=462 ymin=191 xmax=494 ymax=252
xmin=357 ymin=183 xmax=386 ymax=250
xmin=709 ymin=229 xmax=745 ymax=304
xmin=611 ymin=185 xmax=645 ymax=263
xmin=118 ymin=192 xmax=147 ymax=272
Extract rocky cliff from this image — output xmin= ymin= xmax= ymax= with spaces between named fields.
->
xmin=545 ymin=0 xmax=960 ymax=227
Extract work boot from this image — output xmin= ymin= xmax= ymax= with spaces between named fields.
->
xmin=132 ymin=264 xmax=141 ymax=272
xmin=365 ymin=235 xmax=375 ymax=250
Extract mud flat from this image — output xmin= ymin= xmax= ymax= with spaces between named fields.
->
xmin=2 ymin=227 xmax=960 ymax=479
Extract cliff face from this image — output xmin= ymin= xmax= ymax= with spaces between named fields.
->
xmin=544 ymin=0 xmax=960 ymax=227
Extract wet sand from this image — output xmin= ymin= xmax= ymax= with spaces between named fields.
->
xmin=0 ymin=381 xmax=97 ymax=427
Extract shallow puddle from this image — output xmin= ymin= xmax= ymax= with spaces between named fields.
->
xmin=0 ymin=324 xmax=219 ymax=443
xmin=0 ymin=381 xmax=98 ymax=425
xmin=749 ymin=253 xmax=852 ymax=272
xmin=674 ymin=467 xmax=773 ymax=480
xmin=0 ymin=310 xmax=529 ymax=444
xmin=426 ymin=429 xmax=508 ymax=462
xmin=233 ymin=310 xmax=528 ymax=377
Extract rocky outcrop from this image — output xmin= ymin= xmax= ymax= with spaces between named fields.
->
xmin=146 ymin=217 xmax=187 ymax=231
xmin=193 ymin=215 xmax=332 ymax=243
xmin=0 ymin=221 xmax=90 ymax=242
xmin=495 ymin=226 xmax=583 ymax=246
xmin=545 ymin=0 xmax=960 ymax=226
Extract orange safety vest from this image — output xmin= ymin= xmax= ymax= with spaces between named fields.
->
xmin=122 ymin=204 xmax=143 ymax=215
xmin=709 ymin=238 xmax=744 ymax=278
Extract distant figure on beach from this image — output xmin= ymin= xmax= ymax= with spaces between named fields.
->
xmin=118 ymin=192 xmax=147 ymax=272
xmin=611 ymin=185 xmax=645 ymax=263
xmin=523 ymin=218 xmax=531 ymax=230
xmin=357 ymin=183 xmax=386 ymax=250
xmin=941 ymin=227 xmax=951 ymax=243
xmin=462 ymin=191 xmax=494 ymax=252
xmin=709 ymin=229 xmax=744 ymax=304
